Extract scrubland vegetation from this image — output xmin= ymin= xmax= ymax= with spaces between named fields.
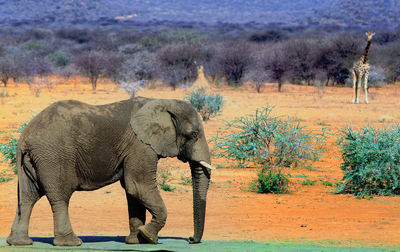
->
xmin=0 ymin=25 xmax=399 ymax=93
xmin=1 ymin=24 xmax=400 ymax=197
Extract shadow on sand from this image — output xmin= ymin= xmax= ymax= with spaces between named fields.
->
xmin=30 ymin=235 xmax=189 ymax=252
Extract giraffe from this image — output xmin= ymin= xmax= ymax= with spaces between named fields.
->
xmin=352 ymin=31 xmax=375 ymax=104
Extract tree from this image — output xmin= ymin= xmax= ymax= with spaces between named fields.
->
xmin=103 ymin=53 xmax=125 ymax=86
xmin=157 ymin=43 xmax=201 ymax=90
xmin=76 ymin=51 xmax=106 ymax=90
xmin=283 ymin=39 xmax=316 ymax=86
xmin=215 ymin=42 xmax=252 ymax=86
xmin=0 ymin=57 xmax=14 ymax=87
xmin=126 ymin=51 xmax=158 ymax=84
xmin=314 ymin=34 xmax=361 ymax=86
xmin=246 ymin=51 xmax=269 ymax=93
xmin=0 ymin=48 xmax=26 ymax=87
xmin=264 ymin=45 xmax=288 ymax=92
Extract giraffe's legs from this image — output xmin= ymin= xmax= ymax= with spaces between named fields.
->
xmin=356 ymin=74 xmax=362 ymax=104
xmin=363 ymin=73 xmax=369 ymax=104
xmin=352 ymin=71 xmax=357 ymax=104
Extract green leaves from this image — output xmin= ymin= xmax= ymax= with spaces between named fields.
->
xmin=0 ymin=121 xmax=29 ymax=174
xmin=186 ymin=89 xmax=224 ymax=121
xmin=336 ymin=125 xmax=400 ymax=196
xmin=210 ymin=106 xmax=327 ymax=169
xmin=211 ymin=106 xmax=328 ymax=194
xmin=250 ymin=167 xmax=291 ymax=194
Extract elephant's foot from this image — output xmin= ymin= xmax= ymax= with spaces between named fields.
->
xmin=53 ymin=232 xmax=82 ymax=246
xmin=138 ymin=225 xmax=158 ymax=244
xmin=125 ymin=232 xmax=149 ymax=244
xmin=7 ymin=232 xmax=33 ymax=246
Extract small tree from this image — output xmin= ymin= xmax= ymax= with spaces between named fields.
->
xmin=215 ymin=42 xmax=251 ymax=86
xmin=264 ymin=45 xmax=287 ymax=92
xmin=0 ymin=48 xmax=25 ymax=87
xmin=103 ymin=53 xmax=125 ymax=86
xmin=0 ymin=58 xmax=13 ymax=87
xmin=246 ymin=52 xmax=269 ymax=93
xmin=284 ymin=39 xmax=316 ymax=86
xmin=76 ymin=51 xmax=106 ymax=90
xmin=125 ymin=51 xmax=158 ymax=86
xmin=157 ymin=43 xmax=201 ymax=90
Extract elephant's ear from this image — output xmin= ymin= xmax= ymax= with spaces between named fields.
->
xmin=130 ymin=100 xmax=179 ymax=157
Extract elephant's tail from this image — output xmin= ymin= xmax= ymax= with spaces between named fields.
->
xmin=16 ymin=149 xmax=41 ymax=217
xmin=20 ymin=150 xmax=40 ymax=190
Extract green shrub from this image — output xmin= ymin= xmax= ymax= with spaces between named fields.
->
xmin=210 ymin=106 xmax=328 ymax=169
xmin=160 ymin=184 xmax=176 ymax=192
xmin=179 ymin=176 xmax=192 ymax=185
xmin=185 ymin=89 xmax=224 ymax=121
xmin=157 ymin=168 xmax=176 ymax=192
xmin=211 ymin=106 xmax=328 ymax=194
xmin=302 ymin=178 xmax=317 ymax=186
xmin=24 ymin=41 xmax=44 ymax=50
xmin=336 ymin=125 xmax=400 ymax=196
xmin=0 ymin=121 xmax=29 ymax=174
xmin=249 ymin=167 xmax=290 ymax=194
xmin=0 ymin=174 xmax=11 ymax=182
xmin=48 ymin=51 xmax=70 ymax=67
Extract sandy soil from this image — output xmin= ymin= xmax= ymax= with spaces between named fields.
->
xmin=1 ymin=76 xmax=400 ymax=247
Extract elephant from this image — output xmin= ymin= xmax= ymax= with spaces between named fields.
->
xmin=7 ymin=96 xmax=214 ymax=246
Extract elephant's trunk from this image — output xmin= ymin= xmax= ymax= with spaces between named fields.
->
xmin=189 ymin=161 xmax=210 ymax=244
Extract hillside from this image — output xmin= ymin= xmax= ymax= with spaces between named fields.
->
xmin=0 ymin=0 xmax=399 ymax=29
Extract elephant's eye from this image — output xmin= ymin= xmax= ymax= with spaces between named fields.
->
xmin=192 ymin=131 xmax=199 ymax=139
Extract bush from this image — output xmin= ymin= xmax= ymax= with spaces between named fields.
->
xmin=211 ymin=106 xmax=328 ymax=169
xmin=157 ymin=168 xmax=176 ymax=192
xmin=212 ymin=106 xmax=328 ymax=194
xmin=185 ymin=89 xmax=224 ymax=121
xmin=75 ymin=51 xmax=107 ymax=90
xmin=248 ymin=30 xmax=288 ymax=43
xmin=336 ymin=125 xmax=400 ymax=196
xmin=0 ymin=121 xmax=29 ymax=174
xmin=47 ymin=51 xmax=70 ymax=67
xmin=249 ymin=167 xmax=291 ymax=194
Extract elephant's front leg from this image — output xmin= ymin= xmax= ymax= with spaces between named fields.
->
xmin=137 ymin=187 xmax=167 ymax=244
xmin=125 ymin=194 xmax=147 ymax=244
xmin=124 ymin=174 xmax=168 ymax=244
xmin=123 ymin=148 xmax=167 ymax=244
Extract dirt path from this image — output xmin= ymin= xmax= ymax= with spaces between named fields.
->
xmin=1 ymin=78 xmax=400 ymax=246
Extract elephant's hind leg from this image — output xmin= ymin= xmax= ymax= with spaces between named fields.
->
xmin=46 ymin=193 xmax=82 ymax=246
xmin=7 ymin=174 xmax=42 ymax=246
xmin=39 ymin=164 xmax=81 ymax=246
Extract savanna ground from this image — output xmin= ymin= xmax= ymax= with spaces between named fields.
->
xmin=1 ymin=74 xmax=400 ymax=251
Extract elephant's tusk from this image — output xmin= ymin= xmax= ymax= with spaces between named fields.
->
xmin=199 ymin=161 xmax=216 ymax=170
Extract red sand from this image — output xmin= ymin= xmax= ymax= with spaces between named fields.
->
xmin=1 ymin=77 xmax=400 ymax=246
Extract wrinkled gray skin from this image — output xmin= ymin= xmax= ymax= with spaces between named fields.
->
xmin=7 ymin=96 xmax=212 ymax=246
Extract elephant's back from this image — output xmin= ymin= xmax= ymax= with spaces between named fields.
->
xmin=20 ymin=100 xmax=91 ymax=149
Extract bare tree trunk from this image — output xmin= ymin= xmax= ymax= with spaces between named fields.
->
xmin=278 ymin=80 xmax=282 ymax=92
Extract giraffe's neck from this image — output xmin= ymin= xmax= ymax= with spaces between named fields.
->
xmin=362 ymin=40 xmax=372 ymax=64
